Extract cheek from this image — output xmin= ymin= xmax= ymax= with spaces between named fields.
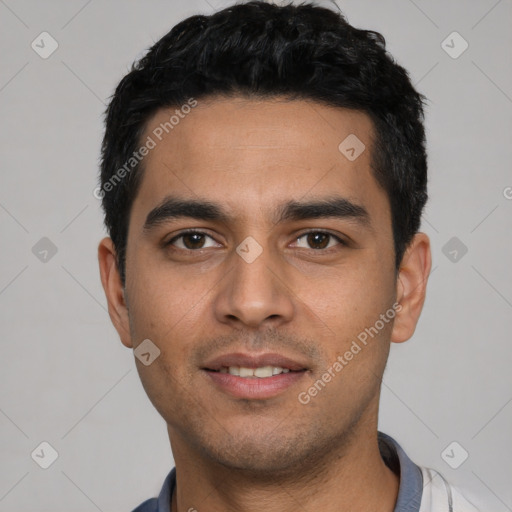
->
xmin=302 ymin=259 xmax=392 ymax=326
xmin=125 ymin=246 xmax=210 ymax=337
xmin=297 ymin=264 xmax=396 ymax=384
xmin=127 ymin=274 xmax=206 ymax=409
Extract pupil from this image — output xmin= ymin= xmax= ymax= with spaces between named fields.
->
xmin=184 ymin=233 xmax=204 ymax=249
xmin=308 ymin=233 xmax=328 ymax=249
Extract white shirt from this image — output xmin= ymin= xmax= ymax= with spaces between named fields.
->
xmin=419 ymin=466 xmax=480 ymax=511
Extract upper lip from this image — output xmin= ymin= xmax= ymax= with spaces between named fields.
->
xmin=203 ymin=352 xmax=308 ymax=371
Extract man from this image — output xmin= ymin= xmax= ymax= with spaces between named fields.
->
xmin=97 ymin=1 xmax=479 ymax=510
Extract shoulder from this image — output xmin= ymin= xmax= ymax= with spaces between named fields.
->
xmin=419 ymin=466 xmax=481 ymax=512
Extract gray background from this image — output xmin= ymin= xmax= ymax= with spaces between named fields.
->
xmin=1 ymin=0 xmax=511 ymax=510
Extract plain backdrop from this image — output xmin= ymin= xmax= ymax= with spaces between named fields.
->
xmin=1 ymin=0 xmax=511 ymax=510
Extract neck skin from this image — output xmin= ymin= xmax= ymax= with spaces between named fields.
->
xmin=167 ymin=405 xmax=399 ymax=512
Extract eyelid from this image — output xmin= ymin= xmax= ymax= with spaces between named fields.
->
xmin=164 ymin=229 xmax=220 ymax=248
xmin=291 ymin=229 xmax=347 ymax=248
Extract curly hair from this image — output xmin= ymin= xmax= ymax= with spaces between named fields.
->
xmin=99 ymin=0 xmax=428 ymax=285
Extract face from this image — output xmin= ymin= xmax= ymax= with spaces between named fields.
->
xmin=99 ymin=96 xmax=430 ymax=476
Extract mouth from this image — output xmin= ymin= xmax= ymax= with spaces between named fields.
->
xmin=208 ymin=365 xmax=300 ymax=378
xmin=202 ymin=353 xmax=309 ymax=399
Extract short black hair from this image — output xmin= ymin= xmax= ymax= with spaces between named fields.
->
xmin=99 ymin=0 xmax=428 ymax=285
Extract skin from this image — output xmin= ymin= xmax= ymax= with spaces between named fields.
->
xmin=98 ymin=96 xmax=431 ymax=512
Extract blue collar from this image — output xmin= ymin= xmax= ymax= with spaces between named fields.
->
xmin=378 ymin=432 xmax=424 ymax=511
xmin=132 ymin=432 xmax=423 ymax=512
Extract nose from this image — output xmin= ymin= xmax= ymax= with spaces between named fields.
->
xmin=212 ymin=240 xmax=295 ymax=330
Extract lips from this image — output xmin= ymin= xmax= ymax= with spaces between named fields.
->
xmin=202 ymin=352 xmax=309 ymax=399
xmin=203 ymin=352 xmax=308 ymax=372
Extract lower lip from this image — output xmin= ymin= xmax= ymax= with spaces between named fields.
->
xmin=204 ymin=370 xmax=307 ymax=399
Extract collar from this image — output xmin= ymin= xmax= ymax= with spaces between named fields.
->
xmin=379 ymin=431 xmax=424 ymax=511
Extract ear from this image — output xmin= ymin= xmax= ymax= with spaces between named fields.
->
xmin=98 ymin=237 xmax=133 ymax=348
xmin=391 ymin=232 xmax=432 ymax=344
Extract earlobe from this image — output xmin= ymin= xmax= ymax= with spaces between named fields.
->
xmin=390 ymin=232 xmax=432 ymax=344
xmin=98 ymin=237 xmax=133 ymax=348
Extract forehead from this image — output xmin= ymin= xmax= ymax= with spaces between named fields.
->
xmin=131 ymin=97 xmax=389 ymax=228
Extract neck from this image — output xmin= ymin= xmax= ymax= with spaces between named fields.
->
xmin=168 ymin=426 xmax=399 ymax=512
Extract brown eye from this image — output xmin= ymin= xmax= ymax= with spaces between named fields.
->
xmin=167 ymin=231 xmax=220 ymax=250
xmin=293 ymin=231 xmax=344 ymax=250
xmin=306 ymin=232 xmax=330 ymax=249
xmin=181 ymin=233 xmax=206 ymax=249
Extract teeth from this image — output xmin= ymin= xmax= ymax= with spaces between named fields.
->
xmin=254 ymin=366 xmax=273 ymax=378
xmin=239 ymin=367 xmax=254 ymax=378
xmin=221 ymin=366 xmax=291 ymax=378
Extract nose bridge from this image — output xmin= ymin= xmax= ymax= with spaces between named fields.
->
xmin=234 ymin=236 xmax=274 ymax=295
xmin=213 ymin=234 xmax=294 ymax=328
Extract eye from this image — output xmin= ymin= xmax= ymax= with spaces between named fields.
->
xmin=166 ymin=230 xmax=221 ymax=250
xmin=292 ymin=231 xmax=345 ymax=250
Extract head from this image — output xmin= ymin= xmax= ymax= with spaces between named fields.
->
xmin=98 ymin=1 xmax=431 ymax=476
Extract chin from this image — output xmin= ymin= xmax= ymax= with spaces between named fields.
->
xmin=192 ymin=424 xmax=343 ymax=479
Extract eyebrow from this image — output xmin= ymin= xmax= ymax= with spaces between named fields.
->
xmin=143 ymin=195 xmax=372 ymax=232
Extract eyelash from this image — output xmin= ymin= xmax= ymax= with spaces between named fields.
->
xmin=164 ymin=229 xmax=347 ymax=252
